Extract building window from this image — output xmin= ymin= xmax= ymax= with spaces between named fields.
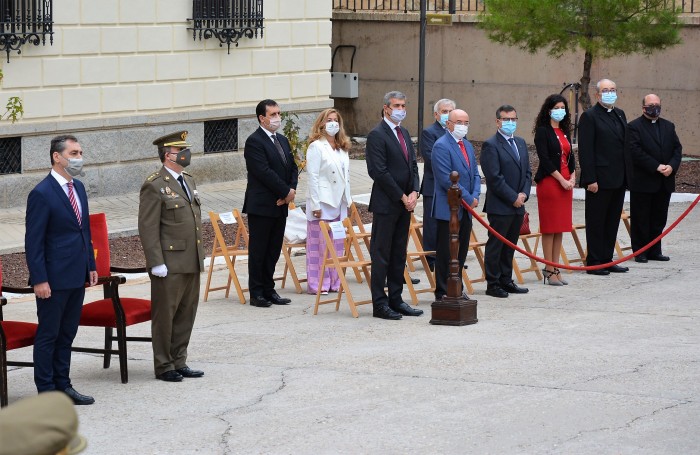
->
xmin=204 ymin=118 xmax=238 ymax=154
xmin=188 ymin=0 xmax=264 ymax=53
xmin=0 ymin=136 xmax=21 ymax=174
xmin=0 ymin=0 xmax=54 ymax=62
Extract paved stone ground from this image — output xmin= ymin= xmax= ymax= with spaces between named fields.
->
xmin=2 ymin=161 xmax=699 ymax=454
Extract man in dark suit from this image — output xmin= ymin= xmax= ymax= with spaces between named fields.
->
xmin=25 ymin=135 xmax=98 ymax=405
xmin=431 ymin=109 xmax=481 ymax=300
xmin=420 ymin=98 xmax=455 ymax=270
xmin=243 ymin=99 xmax=298 ymax=308
xmin=578 ymin=78 xmax=629 ymax=275
xmin=626 ymin=93 xmax=682 ymax=263
xmin=138 ymin=131 xmax=206 ymax=382
xmin=366 ymin=90 xmax=423 ymax=320
xmin=480 ymin=105 xmax=532 ymax=298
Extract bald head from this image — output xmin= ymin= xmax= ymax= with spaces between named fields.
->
xmin=642 ymin=93 xmax=662 ymax=119
xmin=446 ymin=109 xmax=469 ymax=135
xmin=643 ymin=94 xmax=660 ymax=105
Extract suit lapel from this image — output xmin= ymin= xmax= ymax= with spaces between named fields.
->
xmin=159 ymin=167 xmax=189 ymax=202
xmin=449 ymin=138 xmax=471 ymax=178
xmin=48 ymin=176 xmax=80 ymax=227
xmin=498 ymin=134 xmax=520 ymax=167
xmin=381 ymin=121 xmax=408 ymax=164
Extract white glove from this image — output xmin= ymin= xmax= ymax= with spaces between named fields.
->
xmin=151 ymin=264 xmax=168 ymax=277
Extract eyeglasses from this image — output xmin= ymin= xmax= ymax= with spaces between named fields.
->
xmin=601 ymin=89 xmax=617 ymax=94
xmin=498 ymin=117 xmax=518 ymax=121
xmin=449 ymin=120 xmax=470 ymax=126
xmin=643 ymin=104 xmax=660 ymax=108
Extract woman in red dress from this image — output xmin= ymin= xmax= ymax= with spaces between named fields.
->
xmin=533 ymin=94 xmax=576 ymax=285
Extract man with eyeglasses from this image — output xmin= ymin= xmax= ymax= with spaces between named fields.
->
xmin=420 ymin=98 xmax=456 ymax=271
xmin=578 ymin=78 xmax=629 ymax=275
xmin=480 ymin=105 xmax=532 ymax=298
xmin=626 ymin=93 xmax=682 ymax=263
xmin=430 ymin=109 xmax=481 ymax=300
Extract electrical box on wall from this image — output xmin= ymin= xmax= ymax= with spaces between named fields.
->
xmin=331 ymin=72 xmax=359 ymax=99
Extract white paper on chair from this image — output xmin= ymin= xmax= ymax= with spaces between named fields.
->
xmin=329 ymin=221 xmax=346 ymax=239
xmin=219 ymin=212 xmax=236 ymax=224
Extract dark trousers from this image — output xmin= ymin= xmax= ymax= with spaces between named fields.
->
xmin=370 ymin=209 xmax=410 ymax=307
xmin=33 ymin=287 xmax=85 ymax=392
xmin=630 ymin=190 xmax=671 ymax=257
xmin=584 ymin=187 xmax=625 ymax=265
xmin=484 ymin=213 xmax=523 ymax=287
xmin=150 ymin=272 xmax=200 ymax=375
xmin=247 ymin=214 xmax=286 ymax=298
xmin=421 ymin=195 xmax=437 ymax=265
xmin=435 ymin=216 xmax=472 ymax=298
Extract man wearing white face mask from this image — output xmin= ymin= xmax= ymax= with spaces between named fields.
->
xmin=25 ymin=135 xmax=99 ymax=404
xmin=243 ymin=99 xmax=298 ymax=308
xmin=430 ymin=109 xmax=481 ymax=300
xmin=578 ymin=78 xmax=629 ymax=275
xmin=365 ymin=90 xmax=422 ymax=320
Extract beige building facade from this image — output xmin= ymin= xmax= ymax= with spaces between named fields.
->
xmin=0 ymin=0 xmax=333 ymax=208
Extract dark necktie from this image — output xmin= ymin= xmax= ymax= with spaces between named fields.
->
xmin=67 ymin=181 xmax=81 ymax=226
xmin=177 ymin=175 xmax=190 ymax=201
xmin=395 ymin=126 xmax=408 ymax=161
xmin=458 ymin=140 xmax=470 ymax=167
xmin=272 ymin=134 xmax=287 ymax=165
xmin=507 ymin=138 xmax=520 ymax=160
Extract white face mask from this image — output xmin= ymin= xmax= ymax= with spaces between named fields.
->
xmin=325 ymin=121 xmax=340 ymax=136
xmin=267 ymin=117 xmax=282 ymax=132
xmin=451 ymin=124 xmax=469 ymax=139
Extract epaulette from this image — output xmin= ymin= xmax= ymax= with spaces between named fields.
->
xmin=146 ymin=172 xmax=161 ymax=182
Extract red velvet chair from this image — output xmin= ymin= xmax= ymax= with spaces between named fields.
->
xmin=70 ymin=213 xmax=152 ymax=383
xmin=0 ymin=260 xmax=38 ymax=407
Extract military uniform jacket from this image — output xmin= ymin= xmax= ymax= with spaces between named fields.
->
xmin=138 ymin=166 xmax=205 ymax=273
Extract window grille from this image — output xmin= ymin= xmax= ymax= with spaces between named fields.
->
xmin=204 ymin=118 xmax=238 ymax=154
xmin=189 ymin=0 xmax=264 ymax=53
xmin=0 ymin=0 xmax=53 ymax=62
xmin=0 ymin=136 xmax=21 ymax=174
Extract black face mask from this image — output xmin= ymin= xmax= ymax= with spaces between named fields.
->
xmin=170 ymin=148 xmax=191 ymax=167
xmin=644 ymin=105 xmax=661 ymax=119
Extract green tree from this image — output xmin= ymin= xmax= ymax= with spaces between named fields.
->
xmin=479 ymin=0 xmax=682 ymax=108
xmin=0 ymin=69 xmax=23 ymax=122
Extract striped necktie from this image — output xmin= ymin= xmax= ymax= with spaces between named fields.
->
xmin=67 ymin=181 xmax=81 ymax=226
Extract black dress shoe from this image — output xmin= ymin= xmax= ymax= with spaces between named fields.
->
xmin=607 ymin=264 xmax=629 ymax=273
xmin=266 ymin=292 xmax=291 ymax=305
xmin=176 ymin=367 xmax=204 ymax=378
xmin=389 ymin=301 xmax=424 ymax=316
xmin=249 ymin=296 xmax=273 ymax=307
xmin=587 ymin=269 xmax=610 ymax=276
xmin=635 ymin=254 xmax=648 ymax=263
xmin=501 ymin=281 xmax=529 ymax=294
xmin=373 ymin=304 xmax=402 ymax=320
xmin=63 ymin=386 xmax=95 ymax=405
xmin=485 ymin=286 xmax=508 ymax=298
xmin=156 ymin=370 xmax=183 ymax=382
xmin=648 ymin=254 xmax=670 ymax=261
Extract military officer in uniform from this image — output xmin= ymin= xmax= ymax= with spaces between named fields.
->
xmin=138 ymin=131 xmax=205 ymax=382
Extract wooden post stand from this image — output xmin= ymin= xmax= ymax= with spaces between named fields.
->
xmin=430 ymin=171 xmax=478 ymax=326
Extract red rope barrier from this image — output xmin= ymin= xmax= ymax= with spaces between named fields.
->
xmin=460 ymin=194 xmax=700 ymax=271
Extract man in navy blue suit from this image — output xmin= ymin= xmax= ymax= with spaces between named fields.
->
xmin=25 ymin=135 xmax=98 ymax=405
xmin=420 ymin=98 xmax=455 ymax=270
xmin=431 ymin=109 xmax=481 ymax=300
xmin=480 ymin=105 xmax=532 ymax=298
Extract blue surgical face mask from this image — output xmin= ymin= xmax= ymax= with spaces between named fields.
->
xmin=389 ymin=108 xmax=406 ymax=123
xmin=601 ymin=91 xmax=617 ymax=105
xmin=550 ymin=108 xmax=566 ymax=122
xmin=439 ymin=113 xmax=449 ymax=127
xmin=500 ymin=120 xmax=517 ymax=136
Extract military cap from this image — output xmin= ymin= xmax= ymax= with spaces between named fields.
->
xmin=152 ymin=130 xmax=191 ymax=148
xmin=0 ymin=392 xmax=87 ymax=455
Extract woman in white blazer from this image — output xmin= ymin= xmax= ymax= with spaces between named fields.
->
xmin=305 ymin=108 xmax=353 ymax=294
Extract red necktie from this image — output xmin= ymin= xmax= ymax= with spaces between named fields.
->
xmin=67 ymin=181 xmax=81 ymax=226
xmin=458 ymin=140 xmax=470 ymax=167
xmin=395 ymin=126 xmax=408 ymax=162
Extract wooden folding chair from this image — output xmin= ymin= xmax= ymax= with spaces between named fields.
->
xmin=512 ymin=232 xmax=543 ymax=284
xmin=348 ymin=202 xmax=372 ymax=251
xmin=314 ymin=220 xmax=373 ymax=318
xmin=559 ymin=223 xmax=587 ymax=270
xmin=463 ymin=227 xmax=488 ymax=294
xmin=203 ymin=209 xmax=249 ymax=304
xmin=404 ymin=213 xmax=436 ymax=304
xmin=343 ymin=218 xmax=373 ymax=285
xmin=280 ymin=203 xmax=308 ymax=294
xmin=615 ymin=210 xmax=632 ymax=258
